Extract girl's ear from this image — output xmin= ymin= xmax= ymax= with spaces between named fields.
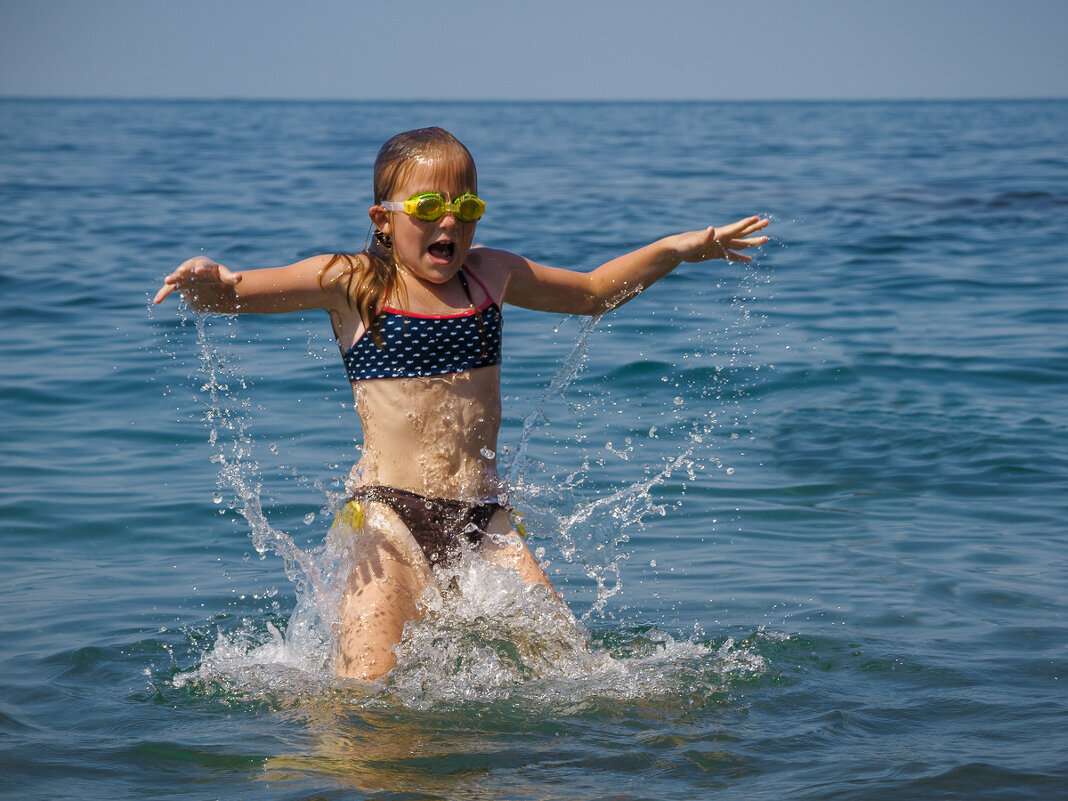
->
xmin=368 ymin=205 xmax=390 ymax=234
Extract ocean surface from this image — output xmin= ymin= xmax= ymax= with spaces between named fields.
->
xmin=2 ymin=98 xmax=1066 ymax=800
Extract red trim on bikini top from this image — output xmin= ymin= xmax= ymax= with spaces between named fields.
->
xmin=379 ymin=298 xmax=496 ymax=319
xmin=379 ymin=268 xmax=498 ymax=319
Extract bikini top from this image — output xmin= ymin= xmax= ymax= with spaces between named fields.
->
xmin=342 ymin=268 xmax=503 ymax=381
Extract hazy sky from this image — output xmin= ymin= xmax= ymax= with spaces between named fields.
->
xmin=2 ymin=0 xmax=1065 ymax=100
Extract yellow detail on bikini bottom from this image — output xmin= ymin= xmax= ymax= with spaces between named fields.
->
xmin=511 ymin=512 xmax=528 ymax=538
xmin=331 ymin=500 xmax=364 ymax=531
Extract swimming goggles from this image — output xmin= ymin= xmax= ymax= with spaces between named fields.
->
xmin=380 ymin=192 xmax=486 ymax=222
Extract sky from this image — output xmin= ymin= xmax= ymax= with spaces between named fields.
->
xmin=1 ymin=0 xmax=1066 ymax=101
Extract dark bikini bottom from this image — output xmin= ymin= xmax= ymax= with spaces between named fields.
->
xmin=348 ymin=484 xmax=504 ymax=565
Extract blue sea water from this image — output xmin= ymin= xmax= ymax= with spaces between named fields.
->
xmin=1 ymin=98 xmax=1066 ymax=800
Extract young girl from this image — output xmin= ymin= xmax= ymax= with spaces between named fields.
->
xmin=155 ymin=127 xmax=768 ymax=680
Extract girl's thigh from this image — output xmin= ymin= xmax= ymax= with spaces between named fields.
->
xmin=335 ymin=502 xmax=435 ymax=678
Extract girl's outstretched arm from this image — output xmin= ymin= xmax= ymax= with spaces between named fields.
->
xmin=153 ymin=254 xmax=347 ymax=314
xmin=500 ymin=216 xmax=769 ymax=316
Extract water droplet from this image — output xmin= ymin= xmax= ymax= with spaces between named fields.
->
xmin=725 ymin=467 xmax=735 ymax=475
xmin=212 ymin=492 xmax=223 ymax=504
xmin=303 ymin=513 xmax=315 ymax=525
xmin=649 ymin=559 xmax=657 ymax=568
xmin=480 ymin=447 xmax=496 ymax=459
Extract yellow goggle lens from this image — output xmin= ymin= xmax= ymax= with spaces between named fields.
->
xmin=398 ymin=192 xmax=485 ymax=222
xmin=452 ymin=194 xmax=485 ymax=221
xmin=411 ymin=193 xmax=445 ymax=219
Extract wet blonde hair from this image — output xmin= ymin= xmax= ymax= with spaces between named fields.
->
xmin=320 ymin=128 xmax=478 ymax=340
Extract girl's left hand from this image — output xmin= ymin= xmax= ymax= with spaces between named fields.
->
xmin=674 ymin=216 xmax=770 ymax=264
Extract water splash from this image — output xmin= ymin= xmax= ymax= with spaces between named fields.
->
xmin=185 ymin=313 xmax=342 ymax=660
xmin=165 ymin=258 xmax=771 ymax=708
xmin=174 ymin=570 xmax=775 ymax=714
xmin=507 ymin=312 xmax=603 ymax=483
xmin=498 ymin=265 xmax=770 ymax=622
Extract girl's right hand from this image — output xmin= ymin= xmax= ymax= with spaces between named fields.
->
xmin=673 ymin=216 xmax=770 ymax=265
xmin=153 ymin=256 xmax=242 ymax=308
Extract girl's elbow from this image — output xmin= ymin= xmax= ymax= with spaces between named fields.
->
xmin=579 ymin=296 xmax=606 ymax=316
xmin=587 ymin=282 xmax=640 ymax=316
xmin=574 ymin=288 xmax=613 ymax=316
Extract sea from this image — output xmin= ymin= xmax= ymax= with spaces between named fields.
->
xmin=1 ymin=98 xmax=1066 ymax=800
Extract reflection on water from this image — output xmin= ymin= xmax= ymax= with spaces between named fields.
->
xmin=255 ymin=629 xmax=772 ymax=795
xmin=180 ymin=614 xmax=773 ymax=794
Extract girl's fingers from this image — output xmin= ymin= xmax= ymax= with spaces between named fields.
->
xmin=720 ymin=216 xmax=761 ymax=236
xmin=152 ymin=283 xmax=176 ymax=304
xmin=153 ymin=269 xmax=188 ymax=304
xmin=736 ymin=220 xmax=769 ymax=238
xmin=163 ymin=264 xmax=196 ymax=287
xmin=725 ymin=250 xmax=752 ymax=263
xmin=728 ymin=236 xmax=769 ymax=249
xmin=153 ymin=259 xmax=237 ymax=305
xmin=711 ymin=217 xmax=767 ymax=245
xmin=735 ymin=217 xmax=769 ymax=234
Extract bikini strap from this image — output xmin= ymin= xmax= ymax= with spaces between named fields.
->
xmin=457 ymin=269 xmax=475 ymax=307
xmin=458 ymin=267 xmax=491 ymax=359
xmin=460 ymin=266 xmax=496 ymax=307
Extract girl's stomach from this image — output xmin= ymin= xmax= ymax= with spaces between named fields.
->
xmin=350 ymin=367 xmax=503 ymax=500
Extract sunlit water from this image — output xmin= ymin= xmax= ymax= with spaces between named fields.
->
xmin=2 ymin=99 xmax=1066 ymax=800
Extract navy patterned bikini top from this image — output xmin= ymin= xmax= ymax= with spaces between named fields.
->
xmin=342 ymin=268 xmax=503 ymax=381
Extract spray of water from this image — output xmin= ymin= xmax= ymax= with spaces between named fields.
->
xmin=165 ymin=260 xmax=774 ymax=708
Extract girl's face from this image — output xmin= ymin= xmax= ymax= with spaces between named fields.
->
xmin=371 ymin=157 xmax=478 ymax=285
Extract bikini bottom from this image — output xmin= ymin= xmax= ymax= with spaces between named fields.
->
xmin=342 ymin=484 xmax=504 ymax=566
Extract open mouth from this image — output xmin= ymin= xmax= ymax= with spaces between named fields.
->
xmin=427 ymin=240 xmax=455 ymax=263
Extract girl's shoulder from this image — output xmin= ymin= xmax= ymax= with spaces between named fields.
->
xmin=318 ymin=252 xmax=371 ymax=302
xmin=320 ymin=251 xmax=370 ymax=281
xmin=465 ymin=247 xmax=524 ymax=304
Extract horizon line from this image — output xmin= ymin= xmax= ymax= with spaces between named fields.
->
xmin=2 ymin=94 xmax=1066 ymax=104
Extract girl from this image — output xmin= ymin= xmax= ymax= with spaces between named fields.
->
xmin=155 ymin=127 xmax=769 ymax=680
